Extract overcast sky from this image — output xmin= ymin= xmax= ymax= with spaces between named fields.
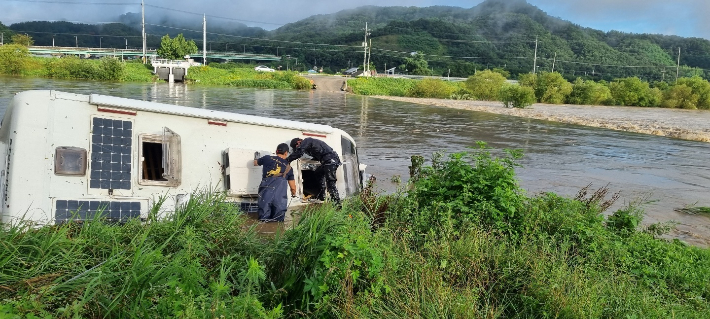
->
xmin=2 ymin=0 xmax=708 ymax=39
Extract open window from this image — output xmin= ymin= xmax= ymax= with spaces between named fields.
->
xmin=138 ymin=127 xmax=181 ymax=186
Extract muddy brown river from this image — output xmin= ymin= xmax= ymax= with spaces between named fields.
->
xmin=1 ymin=76 xmax=709 ymax=246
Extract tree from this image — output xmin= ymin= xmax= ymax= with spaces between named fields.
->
xmin=400 ymin=52 xmax=433 ymax=76
xmin=661 ymin=84 xmax=698 ymax=109
xmin=519 ymin=72 xmax=573 ymax=104
xmin=465 ymin=69 xmax=507 ymax=101
xmin=675 ymin=76 xmax=710 ymax=110
xmin=500 ymin=84 xmax=536 ymax=108
xmin=11 ymin=34 xmax=34 ymax=47
xmin=609 ymin=77 xmax=662 ymax=107
xmin=156 ymin=34 xmax=198 ymax=60
xmin=568 ymin=78 xmax=613 ymax=105
xmin=0 ymin=44 xmax=31 ymax=75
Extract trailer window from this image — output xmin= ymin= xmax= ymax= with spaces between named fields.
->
xmin=139 ymin=127 xmax=181 ymax=186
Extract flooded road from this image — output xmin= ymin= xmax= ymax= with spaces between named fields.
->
xmin=1 ymin=76 xmax=709 ymax=245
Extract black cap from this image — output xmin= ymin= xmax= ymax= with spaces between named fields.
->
xmin=290 ymin=137 xmax=302 ymax=149
xmin=276 ymin=143 xmax=290 ymax=154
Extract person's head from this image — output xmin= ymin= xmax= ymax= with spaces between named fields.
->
xmin=276 ymin=143 xmax=290 ymax=155
xmin=290 ymin=137 xmax=303 ymax=149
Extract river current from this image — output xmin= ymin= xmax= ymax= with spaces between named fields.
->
xmin=1 ymin=77 xmax=709 ymax=245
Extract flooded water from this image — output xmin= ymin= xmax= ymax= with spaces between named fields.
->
xmin=1 ymin=76 xmax=709 ymax=245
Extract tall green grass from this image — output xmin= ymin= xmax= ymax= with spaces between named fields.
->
xmin=185 ymin=66 xmax=312 ymax=90
xmin=2 ymin=144 xmax=709 ymax=318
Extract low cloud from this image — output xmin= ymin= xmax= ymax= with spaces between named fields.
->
xmin=2 ymin=0 xmax=708 ymax=39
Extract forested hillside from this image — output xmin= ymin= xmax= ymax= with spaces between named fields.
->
xmin=5 ymin=0 xmax=710 ymax=80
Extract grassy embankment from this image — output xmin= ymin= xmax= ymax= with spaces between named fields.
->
xmin=2 ymin=144 xmax=710 ymax=318
xmin=348 ymin=70 xmax=710 ymax=110
xmin=0 ymin=45 xmax=312 ymax=89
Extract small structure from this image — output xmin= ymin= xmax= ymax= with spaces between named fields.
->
xmin=151 ymin=59 xmax=202 ymax=83
xmin=0 ymin=90 xmax=366 ymax=225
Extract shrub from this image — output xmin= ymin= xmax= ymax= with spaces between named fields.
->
xmin=675 ymin=76 xmax=710 ymax=109
xmin=98 ymin=57 xmax=125 ymax=81
xmin=0 ymin=44 xmax=31 ymax=75
xmin=465 ymin=69 xmax=507 ymax=100
xmin=408 ymin=78 xmax=457 ymax=98
xmin=500 ymin=84 xmax=536 ymax=108
xmin=662 ymin=84 xmax=699 ymax=109
xmin=400 ymin=142 xmax=526 ymax=241
xmin=520 ymin=72 xmax=573 ymax=104
xmin=347 ymin=77 xmax=416 ymax=96
xmin=568 ymin=78 xmax=613 ymax=105
xmin=609 ymin=77 xmax=662 ymax=107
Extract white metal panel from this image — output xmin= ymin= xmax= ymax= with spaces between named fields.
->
xmin=226 ymin=148 xmax=270 ymax=196
xmin=89 ymin=94 xmax=334 ymax=134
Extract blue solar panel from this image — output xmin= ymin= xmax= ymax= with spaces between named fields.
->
xmin=90 ymin=118 xmax=132 ymax=190
xmin=55 ymin=200 xmax=142 ymax=223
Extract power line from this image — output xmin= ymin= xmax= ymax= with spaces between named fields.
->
xmin=5 ymin=0 xmax=135 ymax=4
xmin=144 ymin=4 xmax=283 ymax=26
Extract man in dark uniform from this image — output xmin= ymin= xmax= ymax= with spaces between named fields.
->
xmin=254 ymin=143 xmax=297 ymax=222
xmin=287 ymin=137 xmax=341 ymax=205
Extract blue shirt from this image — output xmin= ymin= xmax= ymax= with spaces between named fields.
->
xmin=257 ymin=155 xmax=294 ymax=180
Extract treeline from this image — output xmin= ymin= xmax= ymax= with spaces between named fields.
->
xmin=349 ymin=70 xmax=710 ymax=110
xmin=2 ymin=146 xmax=709 ymax=317
xmin=6 ymin=0 xmax=710 ymax=82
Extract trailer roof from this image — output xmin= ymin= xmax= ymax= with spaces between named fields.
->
xmin=88 ymin=93 xmax=334 ymax=134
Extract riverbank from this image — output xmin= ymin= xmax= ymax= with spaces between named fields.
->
xmin=374 ymin=96 xmax=710 ymax=143
xmin=3 ymin=149 xmax=710 ymax=318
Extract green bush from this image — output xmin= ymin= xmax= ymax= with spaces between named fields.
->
xmin=568 ymin=78 xmax=614 ymax=105
xmin=609 ymin=77 xmax=662 ymax=107
xmin=347 ymin=77 xmax=416 ymax=96
xmin=465 ymin=69 xmax=507 ymax=100
xmin=0 ymin=44 xmax=31 ymax=75
xmin=520 ymin=72 xmax=573 ymax=104
xmin=662 ymin=84 xmax=699 ymax=109
xmin=500 ymin=84 xmax=536 ymax=108
xmin=401 ymin=142 xmax=526 ymax=241
xmin=408 ymin=78 xmax=458 ymax=98
xmin=675 ymin=76 xmax=710 ymax=109
xmin=185 ymin=66 xmax=310 ymax=89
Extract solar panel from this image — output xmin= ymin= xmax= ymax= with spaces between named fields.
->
xmin=55 ymin=200 xmax=142 ymax=223
xmin=90 ymin=117 xmax=132 ymax=190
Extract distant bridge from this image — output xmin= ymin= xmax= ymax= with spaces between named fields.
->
xmin=27 ymin=46 xmax=281 ymax=61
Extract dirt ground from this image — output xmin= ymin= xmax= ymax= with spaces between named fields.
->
xmin=373 ymin=96 xmax=710 ymax=143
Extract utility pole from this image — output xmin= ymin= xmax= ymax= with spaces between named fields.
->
xmin=141 ymin=0 xmax=146 ymax=63
xmin=243 ymin=44 xmax=245 ymax=53
xmin=203 ymin=14 xmax=206 ymax=65
xmin=551 ymin=52 xmax=556 ymax=73
xmin=125 ymin=38 xmax=128 ymax=49
xmin=532 ymin=36 xmax=538 ymax=73
xmin=363 ymin=22 xmax=370 ymax=75
xmin=52 ymin=36 xmax=54 ymax=47
xmin=675 ymin=47 xmax=680 ymax=82
xmin=75 ymin=36 xmax=78 ymax=47
xmin=100 ymin=37 xmax=102 ymax=48
xmin=366 ymin=39 xmax=372 ymax=73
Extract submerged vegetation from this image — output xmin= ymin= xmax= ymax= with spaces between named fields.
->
xmin=2 ymin=143 xmax=709 ymax=318
xmin=185 ymin=63 xmax=312 ymax=90
xmin=348 ymin=70 xmax=710 ymax=110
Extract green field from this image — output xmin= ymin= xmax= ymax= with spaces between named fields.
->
xmin=2 ymin=144 xmax=709 ymax=318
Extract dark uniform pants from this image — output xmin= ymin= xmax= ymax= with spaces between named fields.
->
xmin=316 ymin=160 xmax=341 ymax=204
xmin=257 ymin=176 xmax=288 ymax=221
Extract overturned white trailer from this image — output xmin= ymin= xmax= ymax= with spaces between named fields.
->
xmin=0 ymin=90 xmax=364 ymax=224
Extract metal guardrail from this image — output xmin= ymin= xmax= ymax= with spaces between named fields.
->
xmin=27 ymin=46 xmax=280 ymax=61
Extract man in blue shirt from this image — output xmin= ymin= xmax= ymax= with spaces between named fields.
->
xmin=254 ymin=143 xmax=297 ymax=222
